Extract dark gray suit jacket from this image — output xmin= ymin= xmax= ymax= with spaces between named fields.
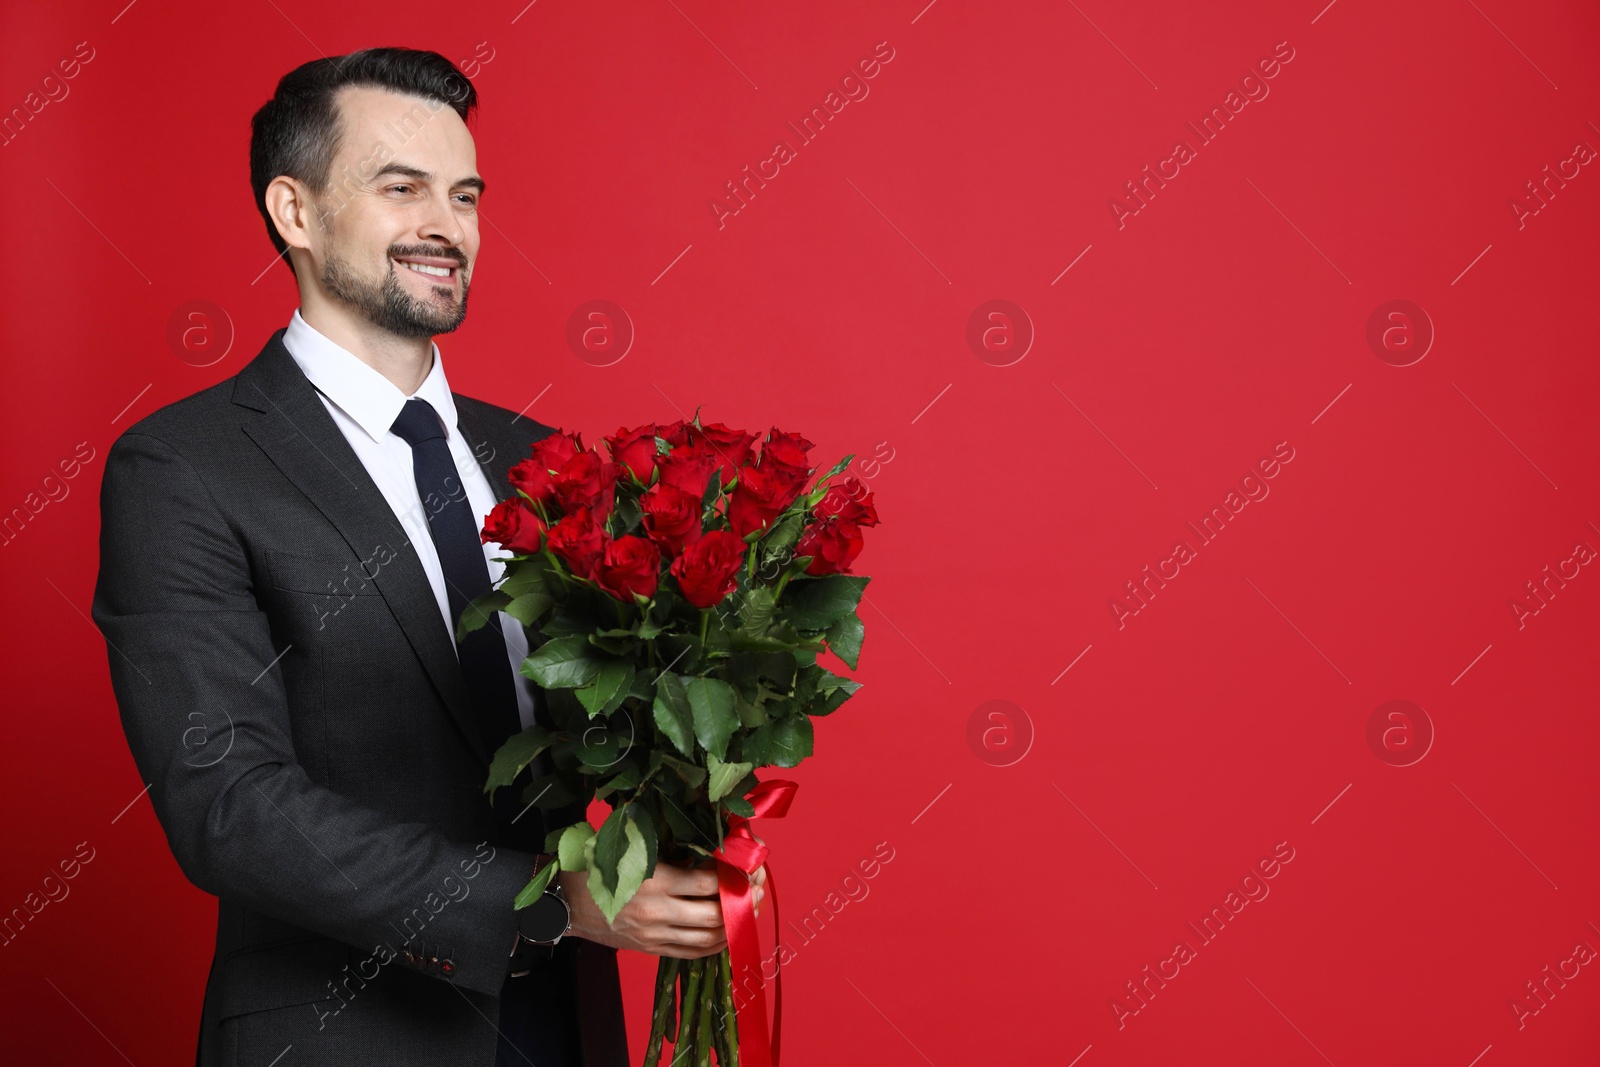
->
xmin=92 ymin=329 xmax=629 ymax=1066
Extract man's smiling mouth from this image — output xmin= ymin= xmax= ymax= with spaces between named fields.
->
xmin=392 ymin=255 xmax=460 ymax=280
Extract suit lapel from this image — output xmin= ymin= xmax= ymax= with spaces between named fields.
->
xmin=232 ymin=330 xmax=491 ymax=766
xmin=453 ymin=396 xmax=553 ymax=506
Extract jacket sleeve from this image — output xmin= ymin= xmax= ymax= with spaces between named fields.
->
xmin=91 ymin=429 xmax=533 ymax=997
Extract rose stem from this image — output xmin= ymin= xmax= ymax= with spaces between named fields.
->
xmin=718 ymin=947 xmax=740 ymax=1066
xmin=677 ymin=955 xmax=704 ymax=1062
xmin=645 ymin=955 xmax=678 ymax=1067
xmin=696 ymin=965 xmax=715 ymax=1067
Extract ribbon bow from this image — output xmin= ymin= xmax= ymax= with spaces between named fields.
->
xmin=710 ymin=778 xmax=797 ymax=1067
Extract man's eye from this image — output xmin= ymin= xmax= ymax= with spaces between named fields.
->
xmin=387 ymin=184 xmax=413 ymax=194
xmin=454 ymin=195 xmax=478 ymax=206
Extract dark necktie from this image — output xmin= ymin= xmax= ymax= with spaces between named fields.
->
xmin=389 ymin=398 xmax=524 ymax=762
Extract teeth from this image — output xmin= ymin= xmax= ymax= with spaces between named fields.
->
xmin=399 ymin=261 xmax=452 ymax=277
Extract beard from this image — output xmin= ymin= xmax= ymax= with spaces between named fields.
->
xmin=320 ymin=243 xmax=471 ymax=339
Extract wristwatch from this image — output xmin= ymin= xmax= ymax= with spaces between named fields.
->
xmin=510 ymin=853 xmax=570 ymax=968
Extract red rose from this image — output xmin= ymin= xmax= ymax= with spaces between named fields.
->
xmin=508 ymin=457 xmax=556 ymax=507
xmin=553 ymin=451 xmax=620 ymax=520
xmin=689 ymin=422 xmax=756 ymax=486
xmin=594 ymin=535 xmax=661 ymax=602
xmin=758 ymin=429 xmax=814 ymax=489
xmin=640 ymin=482 xmax=704 ymax=557
xmin=658 ymin=444 xmax=719 ymax=498
xmin=481 ymin=498 xmax=546 ymax=555
xmin=796 ymin=518 xmax=865 ymax=575
xmin=546 ymin=506 xmax=605 ymax=578
xmin=727 ymin=463 xmax=804 ymax=538
xmin=605 ymin=424 xmax=661 ymax=484
xmin=659 ymin=420 xmax=690 ymax=447
xmin=817 ymin=477 xmax=880 ymax=526
xmin=670 ymin=530 xmax=747 ymax=608
xmin=533 ymin=431 xmax=582 ymax=469
xmin=509 ymin=431 xmax=583 ymax=506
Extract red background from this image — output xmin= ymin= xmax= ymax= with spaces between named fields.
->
xmin=3 ymin=0 xmax=1599 ymax=1063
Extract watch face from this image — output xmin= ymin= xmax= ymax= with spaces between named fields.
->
xmin=519 ymin=891 xmax=569 ymax=943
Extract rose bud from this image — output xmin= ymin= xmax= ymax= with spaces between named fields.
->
xmin=640 ymin=482 xmax=704 ymax=557
xmin=728 ymin=464 xmax=803 ymax=538
xmin=796 ymin=518 xmax=865 ymax=575
xmin=593 ymin=535 xmax=662 ymax=602
xmin=481 ymin=498 xmax=546 ymax=555
xmin=658 ymin=444 xmax=719 ymax=498
xmin=758 ymin=428 xmax=814 ymax=489
xmin=670 ymin=530 xmax=748 ymax=609
xmin=553 ymin=451 xmax=620 ymax=521
xmin=817 ymin=477 xmax=880 ymax=526
xmin=510 ymin=430 xmax=584 ymax=506
xmin=689 ymin=422 xmax=756 ymax=486
xmin=546 ymin=506 xmax=605 ymax=579
xmin=605 ymin=423 xmax=661 ymax=484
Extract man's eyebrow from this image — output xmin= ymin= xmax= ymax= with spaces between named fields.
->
xmin=372 ymin=163 xmax=486 ymax=195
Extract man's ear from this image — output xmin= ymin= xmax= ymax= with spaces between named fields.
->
xmin=263 ymin=175 xmax=318 ymax=259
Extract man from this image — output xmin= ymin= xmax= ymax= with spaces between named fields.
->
xmin=92 ymin=48 xmax=761 ymax=1066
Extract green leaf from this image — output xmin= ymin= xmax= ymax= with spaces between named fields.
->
xmin=500 ymin=557 xmax=552 ymax=599
xmin=588 ymin=633 xmax=637 ymax=656
xmin=814 ymin=453 xmax=853 ymax=487
xmin=816 ymin=671 xmax=863 ymax=716
xmin=505 ymin=591 xmax=554 ymax=626
xmin=456 ymin=589 xmax=511 ymax=641
xmin=733 ymin=688 xmax=769 ymax=729
xmin=760 ymin=512 xmax=804 ymax=563
xmin=660 ymin=754 xmax=706 ymax=788
xmin=536 ymin=614 xmax=592 ymax=640
xmin=557 ymin=822 xmax=596 ymax=871
xmin=723 ymin=794 xmax=755 ymax=818
xmin=825 ymin=612 xmax=865 ymax=670
xmin=512 ymin=859 xmax=560 ymax=909
xmin=577 ymin=660 xmax=635 ymax=718
xmin=726 ymin=631 xmax=819 ymax=653
xmin=595 ymin=764 xmax=641 ymax=799
xmin=652 ymin=674 xmax=696 ymax=757
xmin=592 ymin=807 xmax=630 ymax=895
xmin=484 ymin=725 xmax=556 ymax=797
xmin=707 ymin=754 xmax=754 ymax=802
xmin=738 ymin=585 xmax=777 ymax=636
xmin=781 ymin=575 xmax=869 ymax=631
xmin=611 ymin=493 xmax=643 ymax=537
xmin=588 ymin=816 xmax=649 ymax=925
xmin=521 ymin=636 xmax=603 ymax=689
xmin=728 ymin=651 xmax=796 ymax=696
xmin=741 ymin=716 xmax=814 ymax=768
xmin=685 ymin=676 xmax=738 ymax=761
xmin=632 ymin=802 xmax=659 ymax=875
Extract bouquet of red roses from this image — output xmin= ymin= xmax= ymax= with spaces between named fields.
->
xmin=460 ymin=416 xmax=878 ymax=1067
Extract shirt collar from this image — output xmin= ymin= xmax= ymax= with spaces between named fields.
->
xmin=282 ymin=308 xmax=458 ymax=445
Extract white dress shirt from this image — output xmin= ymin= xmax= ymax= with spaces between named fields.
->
xmin=281 ymin=308 xmax=536 ymax=731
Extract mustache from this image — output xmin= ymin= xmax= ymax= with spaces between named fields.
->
xmin=389 ymin=244 xmax=468 ymax=268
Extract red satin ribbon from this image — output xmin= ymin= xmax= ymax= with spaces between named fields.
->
xmin=710 ymin=778 xmax=796 ymax=1067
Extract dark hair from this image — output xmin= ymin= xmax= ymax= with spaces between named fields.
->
xmin=249 ymin=47 xmax=477 ymax=277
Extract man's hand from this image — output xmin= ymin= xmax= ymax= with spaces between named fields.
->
xmin=560 ymin=860 xmax=725 ymax=959
xmin=559 ymin=852 xmax=769 ymax=959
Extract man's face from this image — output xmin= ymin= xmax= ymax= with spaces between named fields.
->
xmin=307 ymin=86 xmax=483 ymax=339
